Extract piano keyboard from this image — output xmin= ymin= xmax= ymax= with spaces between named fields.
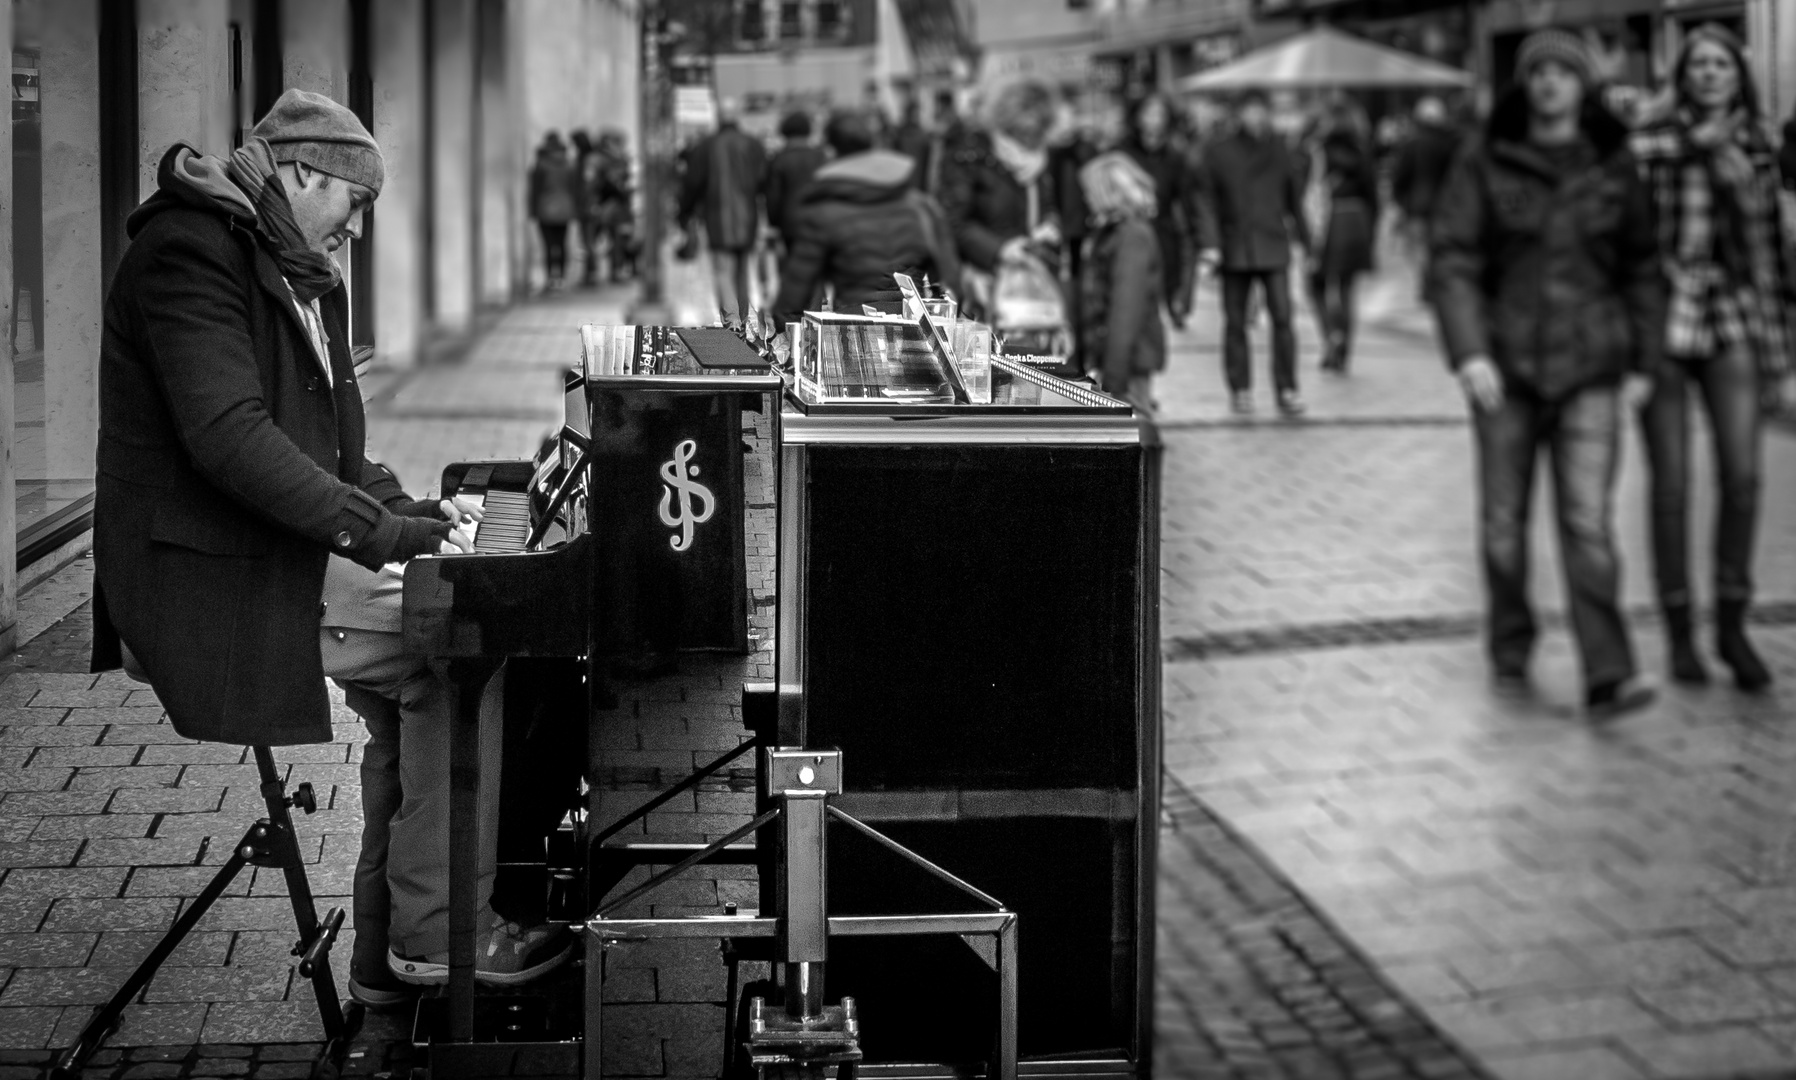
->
xmin=473 ymin=489 xmax=532 ymax=553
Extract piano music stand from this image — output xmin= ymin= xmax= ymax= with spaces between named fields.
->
xmin=49 ymin=666 xmax=362 ymax=1080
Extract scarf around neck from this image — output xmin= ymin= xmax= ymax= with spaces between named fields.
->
xmin=163 ymin=137 xmax=343 ymax=302
xmin=991 ymin=131 xmax=1048 ymax=187
xmin=1677 ymin=107 xmax=1767 ymax=286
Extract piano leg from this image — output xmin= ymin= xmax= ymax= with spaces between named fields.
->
xmin=437 ymin=656 xmax=504 ymax=1044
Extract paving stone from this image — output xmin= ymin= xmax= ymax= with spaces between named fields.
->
xmin=88 ymin=931 xmax=231 ymax=969
xmin=32 ymin=815 xmax=156 ymax=841
xmin=201 ymin=1003 xmax=330 ymax=1045
xmin=88 ymin=840 xmax=208 ymax=870
xmin=25 ymin=747 xmax=139 ymax=769
xmin=135 ymin=746 xmax=246 ymax=767
xmin=0 ymin=934 xmax=95 ymax=968
xmin=43 ymin=899 xmax=178 ymax=934
xmin=141 ymin=964 xmax=291 ymax=1004
xmin=108 ymin=788 xmax=225 ymax=816
xmin=59 ymin=709 xmax=168 ymax=728
xmin=66 ymin=766 xmax=183 ymax=791
xmin=0 ymin=1006 xmax=59 ymax=1049
xmin=0 ymin=842 xmax=80 ymax=869
xmin=0 ymin=966 xmax=139 ymax=1007
xmin=0 ymin=867 xmax=128 ymax=901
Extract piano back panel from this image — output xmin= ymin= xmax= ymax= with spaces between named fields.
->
xmin=790 ymin=440 xmax=1155 ymax=1064
xmin=583 ymin=387 xmax=751 ymax=655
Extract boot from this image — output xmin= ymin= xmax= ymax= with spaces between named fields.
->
xmin=1663 ymin=602 xmax=1709 ymax=685
xmin=1716 ymin=598 xmax=1772 ymax=692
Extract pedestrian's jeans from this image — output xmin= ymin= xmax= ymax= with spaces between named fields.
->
xmin=1474 ymin=382 xmax=1637 ymax=689
xmin=1220 ymin=269 xmax=1297 ymax=393
xmin=320 ymin=560 xmax=503 ymax=980
xmin=1639 ymin=345 xmax=1762 ymax=609
xmin=711 ymin=245 xmax=754 ymax=328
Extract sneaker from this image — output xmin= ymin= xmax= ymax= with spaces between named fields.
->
xmin=1586 ymin=675 xmax=1657 ymax=721
xmin=349 ymin=969 xmax=419 ymax=1011
xmin=478 ymin=914 xmax=574 ymax=987
xmin=387 ymin=915 xmax=574 ymax=988
xmin=388 ymin=949 xmax=446 ymax=987
xmin=1276 ymin=390 xmax=1307 ymax=416
xmin=1230 ymin=391 xmax=1254 ymax=414
xmin=1492 ymin=666 xmax=1530 ymax=698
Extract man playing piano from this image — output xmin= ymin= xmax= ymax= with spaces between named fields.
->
xmin=91 ymin=89 xmax=570 ymax=1010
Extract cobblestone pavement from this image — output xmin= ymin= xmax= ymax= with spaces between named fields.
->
xmin=1163 ymin=248 xmax=1796 ymax=1079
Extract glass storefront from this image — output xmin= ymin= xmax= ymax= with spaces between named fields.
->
xmin=9 ymin=0 xmax=86 ymax=557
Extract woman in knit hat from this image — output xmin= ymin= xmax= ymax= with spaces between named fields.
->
xmin=1629 ymin=24 xmax=1796 ymax=691
xmin=1429 ymin=28 xmax=1664 ymax=719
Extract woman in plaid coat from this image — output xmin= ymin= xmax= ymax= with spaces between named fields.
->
xmin=1631 ymin=25 xmax=1796 ymax=691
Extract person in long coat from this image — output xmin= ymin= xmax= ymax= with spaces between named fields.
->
xmin=1195 ymin=91 xmax=1312 ymax=416
xmin=678 ymin=99 xmax=767 ymax=328
xmin=939 ymin=80 xmax=1063 ymax=305
xmin=1120 ymin=92 xmax=1198 ymax=327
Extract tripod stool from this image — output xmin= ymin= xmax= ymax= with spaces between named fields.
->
xmin=48 ymin=658 xmax=363 ymax=1079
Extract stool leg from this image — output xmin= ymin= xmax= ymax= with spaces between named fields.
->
xmin=50 ymin=838 xmax=256 ymax=1078
xmin=252 ymin=747 xmax=359 ymax=1045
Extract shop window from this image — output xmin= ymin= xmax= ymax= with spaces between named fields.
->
xmin=778 ymin=0 xmax=803 ymax=40
xmin=11 ymin=1 xmax=55 ymax=554
xmin=738 ymin=0 xmax=766 ymax=45
xmin=816 ymin=0 xmax=846 ymax=39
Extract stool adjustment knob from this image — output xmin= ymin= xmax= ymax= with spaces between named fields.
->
xmin=290 ymin=782 xmax=318 ymax=815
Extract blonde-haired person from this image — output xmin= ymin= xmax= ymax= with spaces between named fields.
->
xmin=1079 ymin=151 xmax=1165 ymax=412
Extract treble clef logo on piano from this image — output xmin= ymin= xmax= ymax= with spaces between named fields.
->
xmin=656 ymin=439 xmax=715 ymax=552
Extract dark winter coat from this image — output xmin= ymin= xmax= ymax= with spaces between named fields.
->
xmin=771 ymin=150 xmax=960 ymax=329
xmin=1195 ymin=129 xmax=1310 ymax=271
xmin=763 ymin=142 xmax=827 ymax=242
xmin=529 ymin=148 xmax=579 ymax=225
xmin=1429 ymin=103 xmax=1664 ymax=401
xmin=1121 ymin=136 xmax=1198 ymax=309
xmin=938 ymin=131 xmax=1062 ymax=272
xmin=1082 ymin=216 xmax=1166 ymax=392
xmin=92 ymin=166 xmax=432 ymax=746
xmin=1392 ymin=121 xmax=1463 ymax=224
xmin=678 ymin=123 xmax=767 ymax=252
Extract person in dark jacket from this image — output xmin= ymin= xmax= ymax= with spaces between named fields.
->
xmin=528 ymin=131 xmax=579 ymax=290
xmin=1304 ymin=98 xmax=1381 ymax=373
xmin=1079 ymin=151 xmax=1166 ymax=411
xmin=1429 ymin=30 xmax=1663 ymax=719
xmin=1196 ymin=90 xmax=1311 ymax=416
xmin=763 ymin=110 xmax=827 ymax=254
xmin=1631 ymin=25 xmax=1796 ymax=690
xmin=1392 ymin=96 xmax=1463 ymax=243
xmin=94 ymin=90 xmax=569 ymax=1008
xmin=678 ymin=99 xmax=767 ymax=329
xmin=1121 ymin=92 xmax=1198 ymax=328
xmin=772 ymin=108 xmax=960 ymax=329
xmin=939 ymin=80 xmax=1063 ymax=314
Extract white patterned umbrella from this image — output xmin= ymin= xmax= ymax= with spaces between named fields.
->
xmin=1180 ymin=26 xmax=1472 ymax=91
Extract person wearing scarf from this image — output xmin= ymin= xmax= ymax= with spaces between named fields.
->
xmin=1630 ymin=25 xmax=1796 ymax=691
xmin=94 ymin=88 xmax=575 ymax=1015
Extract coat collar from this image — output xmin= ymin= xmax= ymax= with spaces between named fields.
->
xmin=1488 ymin=136 xmax=1596 ymax=184
xmin=248 ymin=235 xmax=354 ymax=396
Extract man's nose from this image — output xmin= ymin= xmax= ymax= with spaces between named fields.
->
xmin=345 ymin=208 xmax=364 ymax=241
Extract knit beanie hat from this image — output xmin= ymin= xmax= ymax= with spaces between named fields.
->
xmin=1515 ymin=29 xmax=1593 ymax=85
xmin=251 ymin=88 xmax=385 ymax=195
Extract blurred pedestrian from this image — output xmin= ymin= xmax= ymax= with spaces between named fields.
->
xmin=1430 ymin=29 xmax=1662 ymax=718
xmin=1121 ymin=92 xmax=1200 ymax=329
xmin=763 ymin=111 xmax=826 ymax=256
xmin=921 ymin=87 xmax=967 ymax=195
xmin=677 ymin=98 xmax=766 ymax=329
xmin=1079 ymin=151 xmax=1165 ymax=412
xmin=592 ymin=130 xmax=637 ymax=282
xmin=1630 ymin=25 xmax=1796 ymax=690
xmin=891 ymin=96 xmax=931 ymax=178
xmin=1392 ymin=96 xmax=1465 ymax=301
xmin=771 ymin=108 xmax=959 ymax=329
xmin=939 ymin=80 xmax=1063 ymax=323
xmin=569 ymin=129 xmax=600 ymax=287
xmin=528 ymin=131 xmax=578 ymax=291
xmin=1303 ymin=96 xmax=1380 ymax=373
xmin=1195 ymin=90 xmax=1311 ymax=416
